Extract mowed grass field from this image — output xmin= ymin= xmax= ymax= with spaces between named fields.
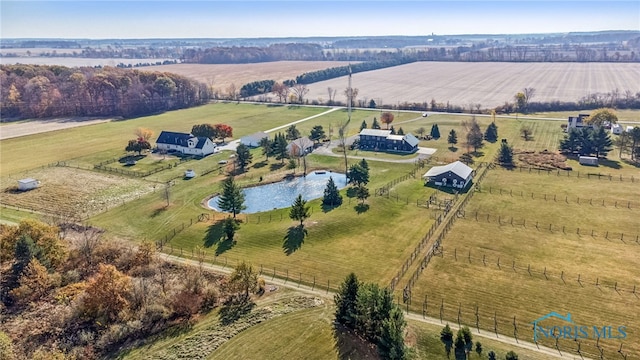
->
xmin=0 ymin=103 xmax=326 ymax=175
xmin=304 ymin=62 xmax=640 ymax=108
xmin=404 ymin=168 xmax=640 ymax=359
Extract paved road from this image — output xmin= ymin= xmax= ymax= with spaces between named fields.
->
xmin=158 ymin=252 xmax=588 ymax=360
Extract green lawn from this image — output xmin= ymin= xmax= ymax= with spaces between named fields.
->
xmin=526 ymin=109 xmax=640 ymax=122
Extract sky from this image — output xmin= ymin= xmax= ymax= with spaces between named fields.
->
xmin=1 ymin=1 xmax=639 ymax=39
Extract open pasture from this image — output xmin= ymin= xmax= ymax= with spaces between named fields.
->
xmin=304 ymin=62 xmax=640 ymax=108
xmin=403 ymin=168 xmax=640 ymax=359
xmin=0 ymin=166 xmax=155 ymax=220
xmin=147 ymin=61 xmax=353 ymax=91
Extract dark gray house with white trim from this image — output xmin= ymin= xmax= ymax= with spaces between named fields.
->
xmin=422 ymin=161 xmax=474 ymax=189
xmin=358 ymin=129 xmax=419 ymax=153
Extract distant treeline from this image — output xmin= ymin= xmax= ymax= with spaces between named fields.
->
xmin=0 ymin=64 xmax=211 ymax=120
xmin=295 ymin=59 xmax=414 ymax=84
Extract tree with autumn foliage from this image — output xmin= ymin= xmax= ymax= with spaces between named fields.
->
xmin=81 ymin=263 xmax=132 ymax=322
xmin=191 ymin=124 xmax=217 ymax=140
xmin=10 ymin=258 xmax=54 ymax=305
xmin=381 ymin=112 xmax=395 ymax=129
xmin=134 ymin=127 xmax=154 ymax=141
xmin=214 ymin=124 xmax=233 ymax=141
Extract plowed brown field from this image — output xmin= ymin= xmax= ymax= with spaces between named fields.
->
xmin=304 ymin=61 xmax=640 ymax=108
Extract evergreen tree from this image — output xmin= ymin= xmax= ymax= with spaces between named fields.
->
xmin=378 ymin=306 xmax=407 ymax=360
xmin=454 ymin=330 xmax=466 ymax=359
xmin=289 ymin=194 xmax=310 ymax=226
xmin=356 ymin=184 xmax=370 ymax=204
xmin=348 ymin=164 xmax=369 ymax=186
xmin=447 ymin=129 xmax=458 ymax=147
xmin=322 ymin=177 xmax=343 ymax=207
xmin=372 ymin=117 xmax=381 ymax=129
xmin=440 ymin=324 xmax=454 ymax=358
xmin=497 ymin=141 xmax=514 ymax=166
xmin=217 ymin=176 xmax=246 ymax=218
xmin=397 ymin=127 xmax=405 ymax=135
xmin=360 ymin=120 xmax=368 ymax=131
xmin=285 ymin=124 xmax=301 ymax=140
xmin=578 ymin=128 xmax=595 ymax=155
xmin=559 ymin=128 xmax=581 ymax=154
xmin=592 ymin=126 xmax=613 ymax=158
xmin=259 ymin=137 xmax=271 ymax=160
xmin=475 ymin=342 xmax=483 ymax=358
xmin=235 ymin=143 xmax=253 ymax=171
xmin=369 ymin=99 xmax=376 ymax=108
xmin=488 ymin=350 xmax=497 ymax=360
xmin=390 ymin=126 xmax=396 ymax=135
xmin=310 ymin=125 xmax=326 ymax=144
xmin=335 ymin=273 xmax=360 ymax=328
xmin=430 ymin=124 xmax=441 ymax=139
xmin=9 ymin=235 xmax=40 ymax=291
xmin=505 ymin=350 xmax=519 ymax=360
xmin=484 ymin=122 xmax=498 ymax=142
xmin=270 ymin=132 xmax=289 ymax=162
xmin=359 ymin=158 xmax=369 ymax=171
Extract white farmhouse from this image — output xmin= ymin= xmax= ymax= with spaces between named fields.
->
xmin=156 ymin=131 xmax=217 ymax=157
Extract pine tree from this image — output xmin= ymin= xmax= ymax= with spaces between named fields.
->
xmin=217 ymin=176 xmax=246 ymax=218
xmin=322 ymin=177 xmax=343 ymax=207
xmin=467 ymin=119 xmax=484 ymax=152
xmin=285 ymin=124 xmax=301 ymax=140
xmin=559 ymin=128 xmax=581 ymax=154
xmin=372 ymin=117 xmax=381 ymax=129
xmin=360 ymin=120 xmax=368 ymax=131
xmin=378 ymin=306 xmax=406 ymax=360
xmin=335 ymin=273 xmax=360 ymax=328
xmin=390 ymin=125 xmax=396 ymax=135
xmin=270 ymin=132 xmax=289 ymax=162
xmin=310 ymin=125 xmax=325 ymax=144
xmin=289 ymin=194 xmax=310 ymax=226
xmin=359 ymin=158 xmax=369 ymax=171
xmin=497 ymin=141 xmax=514 ymax=166
xmin=356 ymin=184 xmax=370 ymax=204
xmin=235 ymin=143 xmax=253 ymax=171
xmin=348 ymin=164 xmax=369 ymax=186
xmin=484 ymin=122 xmax=498 ymax=142
xmin=440 ymin=324 xmax=454 ymax=358
xmin=430 ymin=124 xmax=441 ymax=139
xmin=592 ymin=126 xmax=613 ymax=158
xmin=259 ymin=137 xmax=271 ymax=159
xmin=447 ymin=129 xmax=458 ymax=148
xmin=397 ymin=127 xmax=405 ymax=135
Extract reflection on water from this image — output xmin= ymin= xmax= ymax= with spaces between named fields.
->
xmin=208 ymin=171 xmax=347 ymax=214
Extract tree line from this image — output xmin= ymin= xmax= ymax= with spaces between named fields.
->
xmin=0 ymin=64 xmax=212 ymax=120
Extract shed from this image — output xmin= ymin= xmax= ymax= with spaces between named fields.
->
xmin=422 ymin=161 xmax=474 ymax=189
xmin=579 ymin=156 xmax=598 ymax=166
xmin=240 ymin=131 xmax=268 ymax=147
xmin=611 ymin=124 xmax=623 ymax=135
xmin=18 ymin=178 xmax=40 ymax=191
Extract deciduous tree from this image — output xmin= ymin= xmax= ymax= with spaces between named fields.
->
xmin=286 ymin=124 xmax=301 ymax=140
xmin=416 ymin=127 xmax=426 ymax=139
xmin=10 ymin=258 xmax=52 ymax=304
xmin=82 ymin=263 xmax=132 ymax=322
xmin=381 ymin=112 xmax=394 ymax=129
xmin=228 ymin=261 xmax=257 ymax=298
xmin=272 ymin=82 xmax=289 ymax=103
xmin=134 ymin=127 xmax=154 ymax=141
xmin=520 ymin=127 xmax=533 ymax=141
xmin=291 ymin=83 xmax=309 ymax=103
xmin=466 ymin=118 xmax=484 ymax=152
xmin=217 ymin=176 xmax=246 ymax=218
xmin=448 ymin=129 xmax=458 ymax=148
xmin=191 ymin=124 xmax=217 ymax=140
xmin=586 ymin=108 xmax=618 ymax=126
xmin=214 ymin=124 xmax=233 ymax=140
xmin=289 ymin=194 xmax=310 ymax=226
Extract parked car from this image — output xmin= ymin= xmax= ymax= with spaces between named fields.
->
xmin=422 ymin=112 xmax=429 ymax=117
xmin=184 ymin=169 xmax=196 ymax=178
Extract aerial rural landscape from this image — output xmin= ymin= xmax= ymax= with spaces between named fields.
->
xmin=1 ymin=1 xmax=639 ymax=359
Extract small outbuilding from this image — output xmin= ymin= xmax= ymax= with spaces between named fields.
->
xmin=18 ymin=178 xmax=40 ymax=191
xmin=579 ymin=156 xmax=598 ymax=166
xmin=422 ymin=161 xmax=474 ymax=189
xmin=611 ymin=124 xmax=623 ymax=135
xmin=240 ymin=131 xmax=268 ymax=147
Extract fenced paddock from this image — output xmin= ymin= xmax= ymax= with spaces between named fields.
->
xmin=399 ymin=167 xmax=640 ymax=360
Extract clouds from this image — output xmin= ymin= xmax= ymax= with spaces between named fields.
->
xmin=2 ymin=1 xmax=638 ymax=39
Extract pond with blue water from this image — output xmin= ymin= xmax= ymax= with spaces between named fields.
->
xmin=207 ymin=171 xmax=347 ymax=214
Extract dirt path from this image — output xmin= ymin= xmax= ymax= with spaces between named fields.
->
xmin=0 ymin=117 xmax=115 ymax=140
xmin=158 ymin=252 xmax=587 ymax=360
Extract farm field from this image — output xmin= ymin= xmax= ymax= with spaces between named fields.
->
xmin=304 ymin=62 xmax=640 ymax=108
xmin=403 ymin=168 xmax=640 ymax=360
xmin=147 ymin=61 xmax=354 ymax=91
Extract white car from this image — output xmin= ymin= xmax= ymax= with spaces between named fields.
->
xmin=184 ymin=169 xmax=196 ymax=179
xmin=422 ymin=112 xmax=429 ymax=117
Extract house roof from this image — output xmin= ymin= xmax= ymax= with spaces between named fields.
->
xmin=156 ymin=131 xmax=209 ymax=149
xmin=156 ymin=131 xmax=193 ymax=146
xmin=423 ymin=161 xmax=473 ymax=179
xmin=360 ymin=129 xmax=391 ymax=137
xmin=18 ymin=178 xmax=38 ymax=184
xmin=241 ymin=131 xmax=268 ymax=143
xmin=403 ymin=133 xmax=419 ymax=147
xmin=289 ymin=136 xmax=313 ymax=150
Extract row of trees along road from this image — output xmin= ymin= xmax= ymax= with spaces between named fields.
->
xmin=335 ymin=273 xmax=408 ymax=359
xmin=1 ymin=64 xmax=211 ymax=120
xmin=440 ymin=324 xmax=520 ymax=360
